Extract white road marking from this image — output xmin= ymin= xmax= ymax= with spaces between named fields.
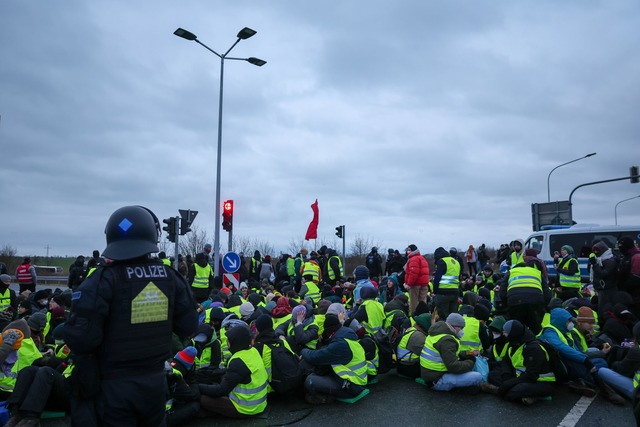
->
xmin=558 ymin=396 xmax=596 ymax=427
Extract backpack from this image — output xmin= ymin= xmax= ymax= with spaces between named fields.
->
xmin=538 ymin=340 xmax=569 ymax=383
xmin=266 ymin=341 xmax=304 ymax=394
xmin=371 ymin=328 xmax=396 ymax=374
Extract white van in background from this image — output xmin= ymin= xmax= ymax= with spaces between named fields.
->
xmin=524 ymin=225 xmax=640 ymax=282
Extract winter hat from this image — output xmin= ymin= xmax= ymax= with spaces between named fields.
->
xmin=53 ymin=323 xmax=66 ymax=345
xmin=503 ymin=320 xmax=525 ymax=342
xmin=323 ymin=315 xmax=342 ymax=338
xmin=618 ymin=237 xmax=636 ymax=255
xmin=0 ymin=274 xmax=11 ymax=284
xmin=291 ymin=304 xmax=307 ymax=320
xmin=265 ymin=301 xmax=276 ymax=313
xmin=248 ymin=293 xmax=263 ymax=307
xmin=255 ymin=314 xmax=273 ymax=333
xmin=226 ymin=325 xmax=252 ymax=353
xmin=482 ymin=264 xmax=493 ymax=272
xmin=414 ymin=313 xmax=431 ymax=332
xmin=592 ymin=241 xmax=609 ymax=255
xmin=458 ymin=305 xmax=474 ymax=317
xmin=239 ymin=282 xmax=248 ymax=291
xmin=561 ymin=245 xmax=575 ymax=254
xmin=51 ymin=306 xmax=66 ymax=320
xmin=477 ymin=298 xmax=492 ymax=313
xmin=407 ymin=244 xmax=418 ymax=252
xmin=317 ymin=300 xmax=331 ymax=315
xmin=473 ymin=304 xmax=491 ymax=322
xmin=503 ymin=320 xmax=514 ymax=336
xmin=193 ymin=324 xmax=214 ymax=343
xmin=210 ymin=307 xmax=228 ymax=323
xmin=387 ymin=276 xmax=399 ymax=286
xmin=361 ymin=286 xmax=377 ymax=300
xmin=576 ymin=307 xmax=595 ymax=324
xmin=28 ymin=312 xmax=47 ymax=332
xmin=547 ymin=297 xmax=563 ymax=311
xmin=414 ymin=301 xmax=430 ymax=317
xmin=326 ymin=303 xmax=346 ymax=317
xmin=3 ymin=318 xmax=30 ymax=339
xmin=174 ymin=346 xmax=197 ymax=370
xmin=489 ymin=316 xmax=507 ymax=333
xmin=462 ymin=292 xmax=479 ymax=307
xmin=220 ymin=287 xmax=231 ymax=296
xmin=240 ymin=302 xmax=255 ymax=318
xmin=354 ymin=265 xmax=369 ymax=281
xmin=446 ymin=313 xmax=466 ymax=328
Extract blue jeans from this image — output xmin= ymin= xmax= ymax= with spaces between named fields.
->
xmin=597 ymin=368 xmax=633 ymax=399
xmin=433 ymin=371 xmax=484 ymax=391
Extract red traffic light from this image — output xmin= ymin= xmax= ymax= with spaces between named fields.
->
xmin=222 ymin=200 xmax=234 ymax=232
xmin=223 ymin=200 xmax=234 ymax=213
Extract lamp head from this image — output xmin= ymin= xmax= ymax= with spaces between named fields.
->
xmin=247 ymin=57 xmax=267 ymax=66
xmin=174 ymin=28 xmax=197 ymax=41
xmin=237 ymin=27 xmax=257 ymax=40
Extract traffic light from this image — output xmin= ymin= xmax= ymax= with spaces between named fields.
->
xmin=162 ymin=217 xmax=177 ymax=243
xmin=222 ymin=200 xmax=234 ymax=232
xmin=179 ymin=209 xmax=198 ymax=235
xmin=631 ymin=166 xmax=639 ymax=184
xmin=335 ymin=225 xmax=343 ymax=239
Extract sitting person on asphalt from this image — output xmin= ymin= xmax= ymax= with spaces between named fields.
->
xmin=420 ymin=313 xmax=484 ymax=392
xmin=300 ymin=315 xmax=369 ymax=404
xmin=482 ymin=320 xmax=556 ymax=405
xmin=539 ymin=308 xmax=624 ymax=404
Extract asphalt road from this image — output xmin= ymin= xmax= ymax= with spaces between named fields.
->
xmin=37 ymin=372 xmax=635 ymax=427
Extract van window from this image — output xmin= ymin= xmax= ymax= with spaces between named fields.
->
xmin=549 ymin=230 xmax=640 ymax=258
xmin=526 ymin=235 xmax=544 ymax=255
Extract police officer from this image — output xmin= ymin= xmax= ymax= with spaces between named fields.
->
xmin=64 ymin=205 xmax=199 ymax=426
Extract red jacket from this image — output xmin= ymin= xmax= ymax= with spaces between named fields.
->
xmin=405 ymin=251 xmax=430 ymax=287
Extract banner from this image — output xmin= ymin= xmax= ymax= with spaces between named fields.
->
xmin=304 ymin=199 xmax=319 ymax=241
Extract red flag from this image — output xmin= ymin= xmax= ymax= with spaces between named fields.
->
xmin=304 ymin=199 xmax=319 ymax=241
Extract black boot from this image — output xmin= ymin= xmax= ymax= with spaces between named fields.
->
xmin=4 ymin=405 xmax=23 ymax=427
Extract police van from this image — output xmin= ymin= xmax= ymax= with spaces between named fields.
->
xmin=524 ymin=224 xmax=640 ymax=282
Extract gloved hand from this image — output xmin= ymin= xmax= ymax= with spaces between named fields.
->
xmin=459 ymin=351 xmax=476 ymax=363
xmin=0 ymin=328 xmax=25 ymax=350
xmin=588 ymin=253 xmax=597 ymax=265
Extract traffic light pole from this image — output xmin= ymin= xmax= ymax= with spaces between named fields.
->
xmin=174 ymin=216 xmax=180 ymax=269
xmin=228 ymin=229 xmax=233 ymax=252
xmin=342 ymin=225 xmax=346 ymax=261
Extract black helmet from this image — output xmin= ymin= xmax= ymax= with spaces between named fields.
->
xmin=103 ymin=206 xmax=160 ymax=260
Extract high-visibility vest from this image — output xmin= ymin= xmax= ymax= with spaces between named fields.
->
xmin=492 ymin=342 xmax=509 ymax=362
xmin=16 ymin=265 xmax=33 ymax=284
xmin=327 ymin=256 xmax=344 ymax=281
xmin=304 ymin=281 xmax=321 ymax=304
xmin=166 ymin=367 xmax=184 ymax=411
xmin=558 ymin=257 xmax=581 ymax=289
xmin=302 ymin=262 xmax=320 ymax=282
xmin=508 ymin=343 xmax=555 ymax=382
xmin=161 ymin=258 xmax=172 ymax=267
xmin=459 ymin=316 xmax=482 ymax=353
xmin=541 ymin=312 xmax=551 ymax=328
xmin=510 ymin=252 xmax=525 ymax=267
xmin=396 ymin=327 xmax=420 ymax=363
xmin=251 ymin=258 xmax=261 ymax=275
xmin=420 ymin=333 xmax=459 ymax=372
xmin=220 ymin=328 xmax=231 ymax=366
xmin=633 ymin=370 xmax=640 ymax=389
xmin=0 ymin=338 xmax=42 ymax=392
xmin=331 ymin=339 xmax=368 ymax=386
xmin=272 ymin=314 xmax=292 ymax=329
xmin=228 ymin=348 xmax=268 ymax=415
xmin=539 ymin=324 xmax=573 ymax=348
xmin=286 ymin=258 xmax=296 ymax=277
xmin=570 ymin=330 xmax=588 ymax=353
xmin=193 ymin=264 xmax=212 ymax=289
xmin=508 ymin=266 xmax=542 ymax=293
xmin=256 ymin=339 xmax=296 ymax=386
xmin=287 ymin=318 xmax=318 ymax=350
xmin=438 ymin=257 xmax=460 ymax=291
xmin=0 ymin=288 xmax=11 ymax=311
xmin=362 ymin=299 xmax=385 ymax=336
xmin=314 ymin=314 xmax=325 ymax=337
xmin=384 ymin=309 xmax=404 ymax=330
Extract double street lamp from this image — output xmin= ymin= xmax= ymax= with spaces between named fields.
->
xmin=174 ymin=27 xmax=266 ymax=277
xmin=547 ymin=153 xmax=597 ymax=202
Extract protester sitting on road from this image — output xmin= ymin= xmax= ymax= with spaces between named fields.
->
xmin=482 ymin=320 xmax=556 ymax=405
xmin=301 ymin=315 xmax=369 ymax=404
xmin=274 ymin=304 xmax=319 ymax=353
xmin=396 ymin=313 xmax=431 ymax=379
xmin=420 ymin=313 xmax=484 ymax=392
xmin=539 ymin=308 xmax=624 ymax=404
xmin=597 ymin=321 xmax=640 ymax=400
xmin=199 ymin=324 xmax=268 ymax=418
xmin=166 ymin=346 xmax=200 ymax=427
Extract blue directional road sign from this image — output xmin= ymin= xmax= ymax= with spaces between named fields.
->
xmin=222 ymin=251 xmax=241 ymax=274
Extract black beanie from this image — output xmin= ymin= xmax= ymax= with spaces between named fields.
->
xmin=504 ymin=320 xmax=525 ymax=343
xmin=414 ymin=301 xmax=430 ymax=317
xmin=255 ymin=314 xmax=273 ymax=333
xmin=323 ymin=315 xmax=341 ymax=339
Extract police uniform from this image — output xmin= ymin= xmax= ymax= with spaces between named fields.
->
xmin=64 ymin=205 xmax=199 ymax=426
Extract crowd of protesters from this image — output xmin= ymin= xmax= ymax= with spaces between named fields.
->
xmin=1 ymin=234 xmax=639 ymax=425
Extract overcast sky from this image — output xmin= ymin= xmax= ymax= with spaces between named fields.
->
xmin=1 ymin=1 xmax=639 ymax=259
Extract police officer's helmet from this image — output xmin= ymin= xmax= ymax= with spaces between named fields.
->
xmin=103 ymin=205 xmax=160 ymax=261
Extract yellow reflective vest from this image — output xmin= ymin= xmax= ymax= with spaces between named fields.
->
xmin=228 ymin=348 xmax=268 ymax=415
xmin=331 ymin=339 xmax=368 ymax=386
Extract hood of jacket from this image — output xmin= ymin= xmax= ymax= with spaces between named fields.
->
xmin=434 ymin=247 xmax=450 ymax=262
xmin=550 ymin=308 xmax=574 ymax=333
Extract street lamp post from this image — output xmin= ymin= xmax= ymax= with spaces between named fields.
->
xmin=547 ymin=153 xmax=597 ymax=202
xmin=615 ymin=195 xmax=640 ymax=225
xmin=174 ymin=27 xmax=266 ymax=277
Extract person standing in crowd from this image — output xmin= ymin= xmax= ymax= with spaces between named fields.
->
xmin=0 ymin=274 xmax=18 ymax=314
xmin=553 ymin=245 xmax=581 ymax=301
xmin=68 ymin=255 xmax=87 ymax=291
xmin=617 ymin=237 xmax=640 ymax=317
xmin=91 ymin=250 xmax=105 ymax=267
xmin=590 ymin=240 xmax=619 ymax=325
xmin=365 ymin=247 xmax=383 ymax=283
xmin=466 ymin=245 xmax=478 ymax=276
xmin=249 ymin=251 xmax=262 ymax=282
xmin=385 ymin=249 xmax=405 ymax=276
xmin=189 ymin=252 xmax=215 ymax=303
xmin=15 ymin=258 xmax=37 ymax=294
xmin=432 ymin=247 xmax=460 ymax=320
xmin=324 ymin=248 xmax=344 ymax=287
xmin=404 ymin=244 xmax=430 ymax=316
xmin=507 ymin=240 xmax=525 ymax=269
xmin=64 ymin=205 xmax=198 ymax=426
xmin=259 ymin=255 xmax=274 ymax=283
xmin=498 ymin=259 xmax=550 ymax=335
xmin=477 ymin=244 xmax=489 ymax=272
